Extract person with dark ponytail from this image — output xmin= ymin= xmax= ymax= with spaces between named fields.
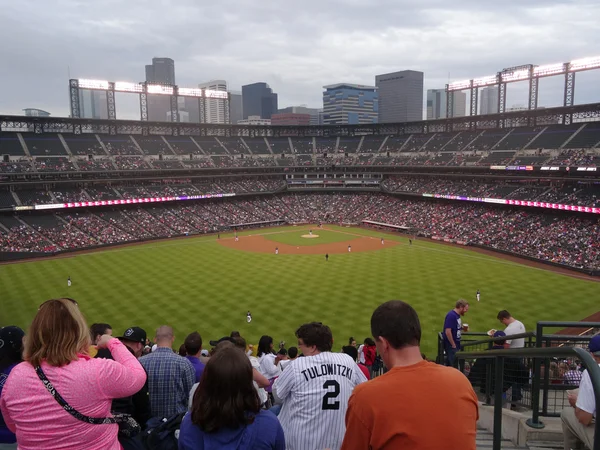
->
xmin=0 ymin=326 xmax=25 ymax=448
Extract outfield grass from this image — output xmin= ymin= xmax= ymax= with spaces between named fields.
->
xmin=2 ymin=225 xmax=599 ymax=358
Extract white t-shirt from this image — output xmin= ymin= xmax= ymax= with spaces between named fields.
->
xmin=258 ymin=353 xmax=281 ymax=379
xmin=357 ymin=344 xmax=366 ymax=364
xmin=278 ymin=359 xmax=293 ymax=371
xmin=248 ymin=355 xmax=268 ymax=404
xmin=504 ymin=320 xmax=526 ymax=348
xmin=576 ymin=364 xmax=599 ymax=418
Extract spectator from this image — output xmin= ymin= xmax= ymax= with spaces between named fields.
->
xmin=231 ymin=336 xmax=270 ymax=406
xmin=179 ymin=347 xmax=285 ymax=450
xmin=0 ymin=326 xmax=25 ymax=449
xmin=90 ymin=322 xmax=112 ymax=345
xmin=0 ymin=298 xmax=146 ymax=450
xmin=348 ymin=337 xmax=357 ymax=347
xmin=442 ymin=299 xmax=469 ymax=366
xmin=561 ymin=335 xmax=600 ymax=450
xmin=178 ymin=344 xmax=187 ymax=357
xmin=341 ymin=300 xmax=478 ymax=450
xmin=362 ymin=338 xmax=377 ymax=378
xmin=563 ymin=363 xmax=583 ymax=386
xmin=139 ymin=325 xmax=195 ymax=419
xmin=184 ymin=332 xmax=206 ymax=382
xmin=278 ymin=346 xmax=298 ymax=372
xmin=257 ymin=335 xmax=282 ymax=380
xmin=342 ymin=345 xmax=370 ymax=380
xmin=496 ymin=310 xmax=526 ymax=348
xmin=273 ymin=322 xmax=367 ymax=450
xmin=94 ymin=326 xmax=152 ymax=439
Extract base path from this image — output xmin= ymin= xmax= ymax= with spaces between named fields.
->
xmin=219 ymin=234 xmax=398 ymax=254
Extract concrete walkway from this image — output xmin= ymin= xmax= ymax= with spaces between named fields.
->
xmin=476 ymin=428 xmax=561 ymax=450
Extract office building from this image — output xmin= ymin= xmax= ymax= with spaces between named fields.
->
xmin=229 ymin=91 xmax=243 ymax=125
xmin=480 ymin=86 xmax=499 ymax=115
xmin=242 ymin=83 xmax=278 ymax=119
xmin=23 ymin=108 xmax=51 ymax=117
xmin=237 ymin=115 xmax=271 ymax=125
xmin=145 ymin=57 xmax=175 ymax=122
xmin=271 ymin=113 xmax=311 ymax=126
xmin=375 ymin=70 xmax=423 ymax=123
xmin=322 ymin=84 xmax=378 ymax=125
xmin=78 ymin=90 xmax=107 ymax=119
xmin=278 ymin=106 xmax=322 ymax=125
xmin=199 ymin=80 xmax=228 ymax=124
xmin=426 ymin=89 xmax=466 ymax=119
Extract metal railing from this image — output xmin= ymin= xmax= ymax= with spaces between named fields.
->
xmin=457 ymin=346 xmax=600 ymax=450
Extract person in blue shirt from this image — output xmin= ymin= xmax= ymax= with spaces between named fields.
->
xmin=0 ymin=326 xmax=25 ymax=448
xmin=442 ymin=299 xmax=469 ymax=367
xmin=179 ymin=346 xmax=285 ymax=450
xmin=184 ymin=332 xmax=205 ymax=382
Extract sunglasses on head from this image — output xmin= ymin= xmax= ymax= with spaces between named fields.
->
xmin=39 ymin=298 xmax=78 ymax=310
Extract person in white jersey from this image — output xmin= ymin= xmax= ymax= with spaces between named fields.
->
xmin=67 ymin=276 xmax=72 ymax=287
xmin=273 ymin=322 xmax=367 ymax=450
xmin=496 ymin=310 xmax=526 ymax=348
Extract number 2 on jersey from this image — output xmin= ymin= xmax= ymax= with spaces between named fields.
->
xmin=321 ymin=380 xmax=341 ymax=410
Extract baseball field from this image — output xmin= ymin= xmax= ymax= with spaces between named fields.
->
xmin=1 ymin=225 xmax=599 ymax=357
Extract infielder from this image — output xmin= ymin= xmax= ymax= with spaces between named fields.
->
xmin=275 ymin=247 xmax=279 ymax=255
xmin=273 ymin=322 xmax=367 ymax=450
xmin=348 ymin=245 xmax=351 ymax=253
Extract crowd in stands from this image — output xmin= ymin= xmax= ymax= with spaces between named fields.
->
xmin=0 ymin=299 xmax=481 ymax=449
xmin=2 ymin=192 xmax=598 ymax=271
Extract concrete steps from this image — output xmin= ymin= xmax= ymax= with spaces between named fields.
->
xmin=477 ymin=428 xmax=559 ymax=449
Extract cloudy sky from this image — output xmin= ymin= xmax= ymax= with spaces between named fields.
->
xmin=1 ymin=0 xmax=599 ymax=119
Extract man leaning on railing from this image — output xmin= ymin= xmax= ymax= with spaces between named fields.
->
xmin=561 ymin=335 xmax=600 ymax=450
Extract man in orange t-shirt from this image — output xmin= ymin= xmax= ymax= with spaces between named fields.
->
xmin=341 ymin=300 xmax=479 ymax=450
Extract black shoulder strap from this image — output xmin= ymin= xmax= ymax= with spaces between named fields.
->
xmin=35 ymin=365 xmax=117 ymax=425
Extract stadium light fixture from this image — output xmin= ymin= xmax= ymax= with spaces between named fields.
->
xmin=147 ymin=84 xmax=174 ymax=95
xmin=569 ymin=56 xmax=600 ymax=71
xmin=533 ymin=63 xmax=565 ymax=77
xmin=78 ymin=79 xmax=109 ymax=90
xmin=178 ymin=87 xmax=203 ymax=97
xmin=501 ymin=69 xmax=530 ymax=83
xmin=447 ymin=80 xmax=471 ymax=91
xmin=205 ymin=89 xmax=229 ymax=99
xmin=473 ymin=75 xmax=498 ymax=87
xmin=115 ymin=81 xmax=143 ymax=93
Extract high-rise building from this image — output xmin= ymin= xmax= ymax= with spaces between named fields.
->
xmin=375 ymin=70 xmax=423 ymax=123
xmin=426 ymin=89 xmax=466 ymax=119
xmin=229 ymin=91 xmax=243 ymax=125
xmin=145 ymin=57 xmax=175 ymax=122
xmin=242 ymin=83 xmax=278 ymax=119
xmin=480 ymin=86 xmax=499 ymax=115
xmin=278 ymin=106 xmax=322 ymax=125
xmin=78 ymin=90 xmax=108 ymax=119
xmin=237 ymin=115 xmax=271 ymax=125
xmin=322 ymin=84 xmax=378 ymax=125
xmin=198 ymin=80 xmax=228 ymax=124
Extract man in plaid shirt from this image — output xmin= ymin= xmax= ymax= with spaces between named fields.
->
xmin=139 ymin=325 xmax=195 ymax=419
xmin=563 ymin=364 xmax=583 ymax=386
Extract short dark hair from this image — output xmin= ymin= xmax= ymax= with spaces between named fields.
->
xmin=191 ymin=347 xmax=260 ymax=432
xmin=364 ymin=337 xmax=375 ymax=346
xmin=342 ymin=345 xmax=358 ymax=361
xmin=497 ymin=310 xmax=511 ymax=320
xmin=184 ymin=332 xmax=203 ymax=355
xmin=288 ymin=346 xmax=298 ymax=358
xmin=296 ymin=322 xmax=333 ymax=352
xmin=230 ymin=331 xmax=240 ymax=338
xmin=90 ymin=323 xmax=111 ymax=341
xmin=232 ymin=336 xmax=246 ymax=350
xmin=371 ymin=300 xmax=421 ymax=349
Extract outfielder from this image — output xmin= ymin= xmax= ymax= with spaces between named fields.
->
xmin=67 ymin=276 xmax=72 ymax=287
xmin=273 ymin=322 xmax=367 ymax=450
xmin=476 ymin=290 xmax=480 ymax=302
xmin=247 ymin=311 xmax=252 ymax=323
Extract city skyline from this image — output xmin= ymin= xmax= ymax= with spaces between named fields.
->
xmin=1 ymin=1 xmax=600 ymax=118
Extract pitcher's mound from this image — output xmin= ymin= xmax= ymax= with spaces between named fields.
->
xmin=301 ymin=234 xmax=319 ymax=238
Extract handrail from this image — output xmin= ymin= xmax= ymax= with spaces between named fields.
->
xmin=457 ymin=346 xmax=600 ymax=450
xmin=461 ymin=332 xmax=535 ymax=349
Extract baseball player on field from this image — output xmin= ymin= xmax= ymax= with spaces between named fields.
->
xmin=273 ymin=322 xmax=367 ymax=450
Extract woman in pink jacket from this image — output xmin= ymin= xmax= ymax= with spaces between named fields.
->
xmin=0 ymin=298 xmax=146 ymax=450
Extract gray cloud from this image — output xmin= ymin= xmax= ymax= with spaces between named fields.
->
xmin=1 ymin=0 xmax=599 ymax=118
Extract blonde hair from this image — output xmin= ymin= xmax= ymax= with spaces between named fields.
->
xmin=25 ymin=298 xmax=91 ymax=367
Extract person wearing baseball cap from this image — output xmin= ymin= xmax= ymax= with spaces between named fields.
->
xmin=95 ymin=326 xmax=152 ymax=430
xmin=0 ymin=326 xmax=25 ymax=446
xmin=209 ymin=336 xmax=234 ymax=347
xmin=561 ymin=335 xmax=600 ymax=450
